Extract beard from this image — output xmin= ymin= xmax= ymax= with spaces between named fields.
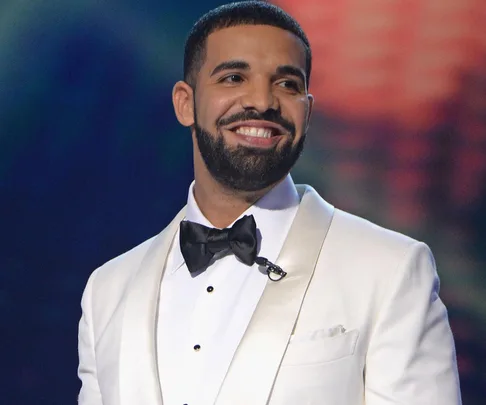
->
xmin=194 ymin=110 xmax=306 ymax=192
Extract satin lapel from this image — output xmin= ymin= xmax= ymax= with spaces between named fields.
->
xmin=215 ymin=185 xmax=334 ymax=405
xmin=119 ymin=207 xmax=186 ymax=405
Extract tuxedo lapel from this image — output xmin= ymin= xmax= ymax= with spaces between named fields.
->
xmin=215 ymin=185 xmax=335 ymax=405
xmin=118 ymin=207 xmax=186 ymax=405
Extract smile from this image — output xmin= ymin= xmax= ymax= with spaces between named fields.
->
xmin=224 ymin=120 xmax=286 ymax=140
xmin=234 ymin=126 xmax=274 ymax=139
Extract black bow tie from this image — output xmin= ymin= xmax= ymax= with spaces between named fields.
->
xmin=179 ymin=215 xmax=258 ymax=275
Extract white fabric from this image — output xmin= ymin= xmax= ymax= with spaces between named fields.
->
xmin=78 ymin=183 xmax=462 ymax=405
xmin=214 ymin=184 xmax=334 ymax=405
xmin=157 ymin=175 xmax=299 ymax=405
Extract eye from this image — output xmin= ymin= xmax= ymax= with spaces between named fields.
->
xmin=278 ymin=80 xmax=301 ymax=92
xmin=221 ymin=74 xmax=244 ymax=84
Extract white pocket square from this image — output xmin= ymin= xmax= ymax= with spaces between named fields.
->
xmin=328 ymin=324 xmax=346 ymax=337
xmin=284 ymin=326 xmax=359 ymax=365
xmin=290 ymin=324 xmax=348 ymax=343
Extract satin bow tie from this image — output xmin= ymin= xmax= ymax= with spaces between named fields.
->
xmin=179 ymin=215 xmax=258 ymax=275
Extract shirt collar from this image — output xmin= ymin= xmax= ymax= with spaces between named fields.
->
xmin=169 ymin=174 xmax=299 ymax=274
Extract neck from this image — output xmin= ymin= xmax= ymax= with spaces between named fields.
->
xmin=193 ymin=174 xmax=274 ymax=229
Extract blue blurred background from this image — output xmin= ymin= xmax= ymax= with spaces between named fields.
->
xmin=1 ymin=0 xmax=485 ymax=403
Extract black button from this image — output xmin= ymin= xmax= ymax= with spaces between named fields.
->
xmin=207 ymin=286 xmax=214 ymax=293
xmin=193 ymin=344 xmax=201 ymax=351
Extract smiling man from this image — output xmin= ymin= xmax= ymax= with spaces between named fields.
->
xmin=174 ymin=18 xmax=313 ymax=224
xmin=77 ymin=2 xmax=461 ymax=405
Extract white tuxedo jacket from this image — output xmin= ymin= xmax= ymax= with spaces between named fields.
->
xmin=78 ymin=185 xmax=461 ymax=405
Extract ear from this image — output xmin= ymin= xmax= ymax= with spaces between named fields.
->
xmin=172 ymin=81 xmax=195 ymax=127
xmin=305 ymin=93 xmax=314 ymax=131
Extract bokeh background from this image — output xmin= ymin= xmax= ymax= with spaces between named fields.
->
xmin=1 ymin=0 xmax=485 ymax=403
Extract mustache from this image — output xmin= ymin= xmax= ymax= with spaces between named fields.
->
xmin=217 ymin=110 xmax=295 ymax=135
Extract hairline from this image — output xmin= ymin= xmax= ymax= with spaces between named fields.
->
xmin=192 ymin=25 xmax=309 ymax=87
xmin=186 ymin=23 xmax=311 ymax=89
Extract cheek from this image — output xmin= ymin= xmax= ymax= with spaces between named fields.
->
xmin=197 ymin=90 xmax=239 ymax=126
xmin=282 ymin=97 xmax=310 ymax=133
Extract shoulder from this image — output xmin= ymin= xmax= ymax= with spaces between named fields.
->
xmin=309 ymin=204 xmax=439 ymax=317
xmin=83 ymin=234 xmax=159 ymax=312
xmin=83 ymin=207 xmax=186 ymax=307
xmin=91 ymin=234 xmax=157 ymax=288
xmin=330 ymin=208 xmax=418 ymax=257
xmin=78 ymin=233 xmax=161 ymax=331
xmin=316 ymin=206 xmax=437 ymax=301
xmin=316 ymin=202 xmax=435 ymax=281
xmin=300 ymin=184 xmax=418 ymax=258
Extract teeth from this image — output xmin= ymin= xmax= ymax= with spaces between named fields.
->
xmin=235 ymin=126 xmax=273 ymax=138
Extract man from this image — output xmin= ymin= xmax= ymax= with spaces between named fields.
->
xmin=78 ymin=2 xmax=461 ymax=404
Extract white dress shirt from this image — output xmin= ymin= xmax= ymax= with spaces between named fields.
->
xmin=157 ymin=175 xmax=300 ymax=405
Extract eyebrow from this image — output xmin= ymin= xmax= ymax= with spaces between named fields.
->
xmin=273 ymin=65 xmax=306 ymax=86
xmin=210 ymin=60 xmax=250 ymax=77
xmin=209 ymin=60 xmax=307 ymax=86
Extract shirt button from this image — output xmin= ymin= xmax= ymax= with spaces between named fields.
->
xmin=193 ymin=344 xmax=201 ymax=351
xmin=206 ymin=286 xmax=214 ymax=293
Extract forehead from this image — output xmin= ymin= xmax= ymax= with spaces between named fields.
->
xmin=203 ymin=24 xmax=306 ymax=72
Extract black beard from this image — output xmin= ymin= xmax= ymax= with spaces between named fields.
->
xmin=194 ymin=121 xmax=306 ymax=192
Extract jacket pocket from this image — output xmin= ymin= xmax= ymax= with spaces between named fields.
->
xmin=282 ymin=329 xmax=359 ymax=366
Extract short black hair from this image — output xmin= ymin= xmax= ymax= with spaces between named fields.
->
xmin=183 ymin=1 xmax=312 ymax=88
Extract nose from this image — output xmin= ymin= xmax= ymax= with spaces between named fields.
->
xmin=240 ymin=79 xmax=279 ymax=112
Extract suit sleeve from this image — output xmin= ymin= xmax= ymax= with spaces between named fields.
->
xmin=78 ymin=270 xmax=103 ymax=405
xmin=364 ymin=242 xmax=462 ymax=405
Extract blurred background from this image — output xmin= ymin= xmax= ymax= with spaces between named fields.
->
xmin=1 ymin=0 xmax=485 ymax=403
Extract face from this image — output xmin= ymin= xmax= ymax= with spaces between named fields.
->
xmin=174 ymin=24 xmax=313 ymax=192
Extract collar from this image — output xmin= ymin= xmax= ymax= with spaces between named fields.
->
xmin=169 ymin=174 xmax=300 ymax=274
